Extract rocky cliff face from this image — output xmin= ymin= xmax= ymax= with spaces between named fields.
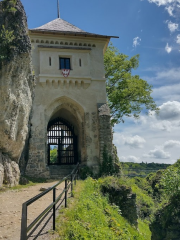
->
xmin=0 ymin=0 xmax=34 ymax=187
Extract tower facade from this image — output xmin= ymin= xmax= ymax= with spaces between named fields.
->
xmin=26 ymin=18 xmax=117 ymax=178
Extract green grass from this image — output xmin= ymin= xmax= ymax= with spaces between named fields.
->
xmin=138 ymin=220 xmax=151 ymax=239
xmin=55 ymin=178 xmax=151 ymax=240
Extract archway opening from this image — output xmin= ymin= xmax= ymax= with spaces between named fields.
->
xmin=47 ymin=117 xmax=78 ymax=165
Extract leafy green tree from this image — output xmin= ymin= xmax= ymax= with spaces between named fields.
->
xmin=0 ymin=0 xmax=17 ymax=67
xmin=50 ymin=148 xmax=58 ymax=164
xmin=104 ymin=44 xmax=158 ymax=124
xmin=160 ymin=166 xmax=180 ymax=199
xmin=0 ymin=25 xmax=15 ymax=62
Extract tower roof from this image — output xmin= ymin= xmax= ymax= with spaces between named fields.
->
xmin=33 ymin=18 xmax=85 ymax=33
xmin=29 ymin=18 xmax=118 ymax=39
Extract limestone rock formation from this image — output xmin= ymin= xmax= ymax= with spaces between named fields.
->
xmin=0 ymin=156 xmax=4 ymax=187
xmin=0 ymin=0 xmax=34 ymax=187
xmin=0 ymin=152 xmax=20 ymax=187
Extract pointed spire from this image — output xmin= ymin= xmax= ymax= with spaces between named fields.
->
xmin=57 ymin=0 xmax=60 ymax=18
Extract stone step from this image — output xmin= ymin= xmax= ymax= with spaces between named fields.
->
xmin=50 ymin=170 xmax=71 ymax=173
xmin=48 ymin=165 xmax=76 ymax=178
xmin=50 ymin=175 xmax=71 ymax=179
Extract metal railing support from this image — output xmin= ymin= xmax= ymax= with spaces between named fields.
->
xmin=53 ymin=188 xmax=56 ymax=230
xmin=71 ymin=174 xmax=73 ymax=197
xmin=21 ymin=203 xmax=27 ymax=240
xmin=65 ymin=179 xmax=68 ymax=208
xmin=20 ymin=163 xmax=79 ymax=240
xmin=75 ymin=174 xmax=77 ymax=185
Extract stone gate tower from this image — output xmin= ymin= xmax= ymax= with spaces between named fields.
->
xmin=26 ymin=18 xmax=117 ymax=178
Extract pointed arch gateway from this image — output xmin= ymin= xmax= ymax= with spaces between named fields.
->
xmin=45 ymin=96 xmax=85 ymax=166
xmin=47 ymin=117 xmax=78 ymax=165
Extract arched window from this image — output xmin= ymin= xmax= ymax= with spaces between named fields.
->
xmin=47 ymin=118 xmax=78 ymax=165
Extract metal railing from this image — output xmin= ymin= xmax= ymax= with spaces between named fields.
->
xmin=20 ymin=163 xmax=79 ymax=240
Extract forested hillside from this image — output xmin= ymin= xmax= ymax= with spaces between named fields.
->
xmin=121 ymin=162 xmax=171 ymax=177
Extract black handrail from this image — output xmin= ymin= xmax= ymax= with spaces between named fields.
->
xmin=20 ymin=163 xmax=79 ymax=240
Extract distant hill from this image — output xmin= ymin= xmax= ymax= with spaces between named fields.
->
xmin=121 ymin=162 xmax=171 ymax=177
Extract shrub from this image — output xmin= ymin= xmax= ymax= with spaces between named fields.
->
xmin=79 ymin=166 xmax=94 ymax=180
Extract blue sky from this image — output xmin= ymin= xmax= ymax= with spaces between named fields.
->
xmin=21 ymin=0 xmax=180 ymax=164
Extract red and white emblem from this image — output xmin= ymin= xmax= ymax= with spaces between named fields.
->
xmin=62 ymin=69 xmax=70 ymax=78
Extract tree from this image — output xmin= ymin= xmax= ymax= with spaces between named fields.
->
xmin=160 ymin=166 xmax=180 ymax=199
xmin=50 ymin=148 xmax=58 ymax=164
xmin=104 ymin=43 xmax=158 ymax=125
xmin=0 ymin=0 xmax=17 ymax=68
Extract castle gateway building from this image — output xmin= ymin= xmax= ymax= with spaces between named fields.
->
xmin=26 ymin=18 xmax=118 ymax=178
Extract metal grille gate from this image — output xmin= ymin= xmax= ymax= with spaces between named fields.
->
xmin=47 ymin=118 xmax=77 ymax=165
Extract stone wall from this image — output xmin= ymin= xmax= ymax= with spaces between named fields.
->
xmin=0 ymin=0 xmax=35 ymax=187
xmin=101 ymin=180 xmax=138 ymax=228
xmin=98 ymin=103 xmax=113 ymax=162
xmin=25 ymin=125 xmax=49 ymax=178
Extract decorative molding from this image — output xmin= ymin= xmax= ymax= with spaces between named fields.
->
xmin=31 ymin=39 xmax=96 ymax=47
xmin=38 ymin=76 xmax=91 ymax=89
xmin=38 ymin=45 xmax=91 ymax=51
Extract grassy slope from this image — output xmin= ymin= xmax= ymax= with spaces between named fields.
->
xmin=55 ymin=178 xmax=151 ymax=240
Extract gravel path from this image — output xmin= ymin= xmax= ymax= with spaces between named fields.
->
xmin=0 ymin=181 xmax=66 ymax=240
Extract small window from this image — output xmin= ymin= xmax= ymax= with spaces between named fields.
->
xmin=59 ymin=58 xmax=70 ymax=69
xmin=49 ymin=57 xmax=51 ymax=66
xmin=79 ymin=59 xmax=81 ymax=67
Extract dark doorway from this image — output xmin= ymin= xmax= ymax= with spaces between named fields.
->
xmin=47 ymin=118 xmax=78 ymax=165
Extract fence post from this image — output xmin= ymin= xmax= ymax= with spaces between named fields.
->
xmin=71 ymin=174 xmax=73 ymax=197
xmin=77 ymin=169 xmax=79 ymax=180
xmin=53 ymin=188 xmax=56 ymax=231
xmin=65 ymin=179 xmax=68 ymax=208
xmin=75 ymin=174 xmax=77 ymax=185
xmin=20 ymin=203 xmax=27 ymax=240
xmin=77 ymin=164 xmax=79 ymax=180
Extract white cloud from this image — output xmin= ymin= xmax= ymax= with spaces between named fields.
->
xmin=147 ymin=0 xmax=180 ymax=16
xmin=165 ymin=43 xmax=172 ymax=53
xmin=144 ymin=148 xmax=170 ymax=159
xmin=165 ymin=5 xmax=174 ymax=16
xmin=137 ymin=101 xmax=180 ymax=132
xmin=133 ymin=36 xmax=141 ymax=47
xmin=163 ymin=140 xmax=180 ymax=148
xmin=176 ymin=34 xmax=180 ymax=44
xmin=120 ymin=155 xmax=141 ymax=163
xmin=150 ymin=120 xmax=172 ymax=131
xmin=123 ymin=135 xmax=146 ymax=148
xmin=155 ymin=68 xmax=180 ymax=81
xmin=167 ymin=21 xmax=178 ymax=32
xmin=148 ymin=0 xmax=179 ymax=6
xmin=152 ymin=84 xmax=180 ymax=105
xmin=142 ymin=68 xmax=180 ymax=87
xmin=148 ymin=0 xmax=177 ymax=6
xmin=157 ymin=101 xmax=180 ymax=120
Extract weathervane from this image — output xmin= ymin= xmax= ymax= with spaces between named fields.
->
xmin=57 ymin=0 xmax=60 ymax=18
